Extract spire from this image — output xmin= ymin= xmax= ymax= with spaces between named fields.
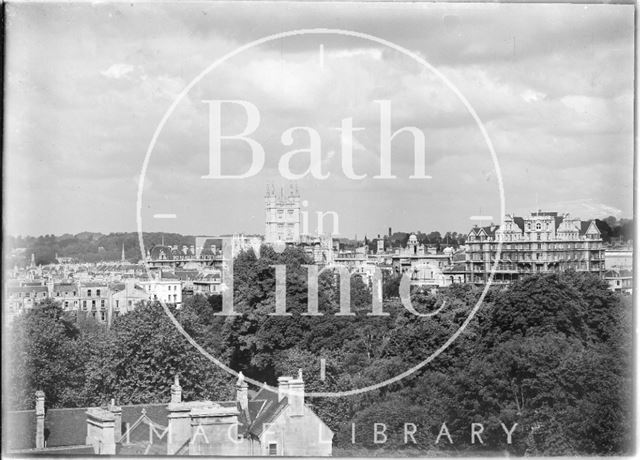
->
xmin=161 ymin=235 xmax=165 ymax=246
xmin=121 ymin=243 xmax=126 ymax=263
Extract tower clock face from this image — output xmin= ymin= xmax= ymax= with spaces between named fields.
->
xmin=137 ymin=29 xmax=504 ymax=397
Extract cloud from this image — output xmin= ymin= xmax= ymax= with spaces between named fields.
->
xmin=3 ymin=1 xmax=634 ymax=236
xmin=101 ymin=63 xmax=134 ymax=79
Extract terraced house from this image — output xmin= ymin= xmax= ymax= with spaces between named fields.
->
xmin=466 ymin=211 xmax=605 ymax=285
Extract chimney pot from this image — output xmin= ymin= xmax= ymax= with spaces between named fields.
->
xmin=171 ymin=375 xmax=182 ymax=404
xmin=277 ymin=376 xmax=291 ymax=402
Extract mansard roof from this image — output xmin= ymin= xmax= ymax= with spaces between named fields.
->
xmin=149 ymin=245 xmax=173 ymax=260
xmin=200 ymin=238 xmax=223 ymax=255
xmin=513 ymin=217 xmax=525 ymax=232
xmin=554 ymin=216 xmax=564 ymax=230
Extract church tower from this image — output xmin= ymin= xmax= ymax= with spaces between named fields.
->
xmin=265 ymin=184 xmax=301 ymax=244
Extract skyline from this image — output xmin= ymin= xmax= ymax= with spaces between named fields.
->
xmin=4 ymin=2 xmax=634 ymax=237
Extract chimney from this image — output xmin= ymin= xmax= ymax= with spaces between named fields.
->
xmin=108 ymin=398 xmax=122 ymax=444
xmin=188 ymin=404 xmax=242 ymax=455
xmin=277 ymin=376 xmax=291 ymax=402
xmin=35 ymin=391 xmax=45 ymax=449
xmin=388 ymin=227 xmax=392 ymax=237
xmin=171 ymin=375 xmax=182 ymax=404
xmin=236 ymin=372 xmax=248 ymax=413
xmin=288 ymin=369 xmax=305 ymax=417
xmin=85 ymin=408 xmax=116 ymax=455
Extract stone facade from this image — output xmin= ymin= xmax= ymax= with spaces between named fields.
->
xmin=466 ymin=211 xmax=605 ymax=284
xmin=264 ymin=184 xmax=301 ymax=244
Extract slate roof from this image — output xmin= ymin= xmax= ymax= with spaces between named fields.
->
xmin=81 ymin=282 xmax=109 ymax=288
xmin=174 ymin=270 xmax=199 ymax=281
xmin=5 ymin=410 xmax=36 ymax=450
xmin=45 ymin=408 xmax=87 ymax=447
xmin=199 ymin=239 xmax=223 ymax=256
xmin=7 ymin=387 xmax=319 ymax=454
xmin=149 ymin=245 xmax=174 ymax=261
xmin=513 ymin=217 xmax=525 ymax=232
xmin=605 ymin=269 xmax=633 ymax=278
xmin=469 ymin=225 xmax=498 ymax=238
xmin=579 ymin=220 xmax=597 ymax=236
xmin=247 ymin=397 xmax=289 ymax=437
xmin=6 ymin=286 xmax=48 ymax=294
xmin=444 ymin=263 xmax=467 ymax=273
xmin=554 ymin=216 xmax=564 ymax=230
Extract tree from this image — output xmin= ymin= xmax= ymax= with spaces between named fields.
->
xmin=7 ymin=299 xmax=85 ymax=409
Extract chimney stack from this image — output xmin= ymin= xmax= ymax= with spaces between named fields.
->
xmin=288 ymin=369 xmax=305 ymax=417
xmin=35 ymin=391 xmax=45 ymax=449
xmin=171 ymin=375 xmax=182 ymax=404
xmin=85 ymin=408 xmax=116 ymax=455
xmin=108 ymin=398 xmax=122 ymax=443
xmin=236 ymin=372 xmax=248 ymax=413
xmin=277 ymin=376 xmax=291 ymax=402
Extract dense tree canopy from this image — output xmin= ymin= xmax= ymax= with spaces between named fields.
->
xmin=7 ymin=250 xmax=633 ymax=455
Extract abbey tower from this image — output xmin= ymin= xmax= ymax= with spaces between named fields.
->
xmin=264 ymin=184 xmax=301 ymax=244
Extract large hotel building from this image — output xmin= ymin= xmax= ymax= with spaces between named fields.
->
xmin=466 ymin=211 xmax=605 ymax=284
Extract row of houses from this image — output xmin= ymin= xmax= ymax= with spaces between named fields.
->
xmin=5 ymin=277 xmax=183 ymax=323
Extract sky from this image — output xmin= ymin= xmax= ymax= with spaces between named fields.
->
xmin=4 ymin=1 xmax=634 ymax=238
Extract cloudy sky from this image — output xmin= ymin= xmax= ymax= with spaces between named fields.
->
xmin=4 ymin=1 xmax=634 ymax=238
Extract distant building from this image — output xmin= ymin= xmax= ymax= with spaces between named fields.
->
xmin=192 ymin=270 xmax=223 ymax=295
xmin=111 ymin=280 xmax=148 ymax=315
xmin=605 ymin=249 xmax=633 ymax=271
xmin=5 ymin=285 xmax=49 ymax=318
xmin=49 ymin=282 xmax=80 ymax=311
xmin=465 ymin=211 xmax=605 ymax=285
xmin=604 ymin=269 xmax=632 ymax=295
xmin=139 ymin=277 xmax=182 ymax=306
xmin=264 ymin=184 xmax=300 ymax=244
xmin=78 ymin=282 xmax=111 ymax=322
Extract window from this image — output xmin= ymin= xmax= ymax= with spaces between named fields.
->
xmin=268 ymin=443 xmax=278 ymax=456
xmin=100 ymin=311 xmax=106 ymax=321
xmin=82 ymin=300 xmax=87 ymax=310
xmin=96 ymin=289 xmax=101 ymax=297
xmin=87 ymin=289 xmax=92 ymax=297
xmin=535 ymin=223 xmax=542 ymax=231
xmin=101 ymin=299 xmax=105 ymax=308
